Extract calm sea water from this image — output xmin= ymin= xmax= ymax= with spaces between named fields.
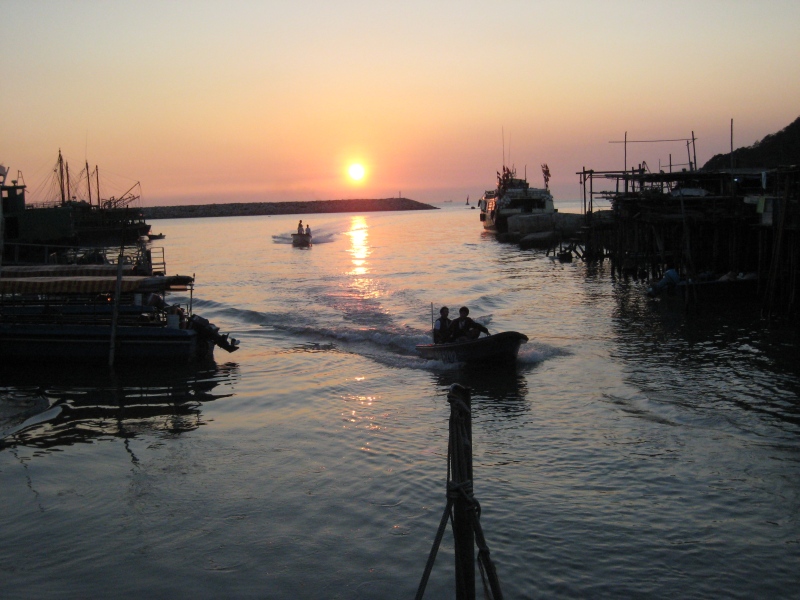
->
xmin=1 ymin=204 xmax=799 ymax=599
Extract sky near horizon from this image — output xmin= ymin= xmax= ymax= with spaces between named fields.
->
xmin=2 ymin=0 xmax=799 ymax=206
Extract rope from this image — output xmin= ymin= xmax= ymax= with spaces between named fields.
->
xmin=415 ymin=498 xmax=453 ymax=600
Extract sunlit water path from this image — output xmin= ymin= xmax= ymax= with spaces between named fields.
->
xmin=1 ymin=205 xmax=798 ymax=598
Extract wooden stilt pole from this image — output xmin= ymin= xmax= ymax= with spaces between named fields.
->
xmin=450 ymin=385 xmax=475 ymax=600
xmin=416 ymin=384 xmax=503 ymax=600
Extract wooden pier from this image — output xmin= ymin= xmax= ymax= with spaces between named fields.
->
xmin=576 ymin=164 xmax=799 ymax=316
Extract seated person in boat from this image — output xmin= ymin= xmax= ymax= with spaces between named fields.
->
xmin=305 ymin=224 xmax=312 ymax=237
xmin=450 ymin=306 xmax=489 ymax=341
xmin=433 ymin=306 xmax=452 ymax=344
xmin=647 ymin=263 xmax=680 ymax=297
xmin=297 ymin=220 xmax=304 ymax=234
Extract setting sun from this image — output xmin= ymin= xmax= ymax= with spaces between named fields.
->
xmin=348 ymin=163 xmax=366 ymax=181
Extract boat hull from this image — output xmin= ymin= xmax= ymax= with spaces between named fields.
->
xmin=416 ymin=331 xmax=528 ymax=364
xmin=292 ymin=233 xmax=312 ymax=247
xmin=0 ymin=323 xmax=209 ymax=363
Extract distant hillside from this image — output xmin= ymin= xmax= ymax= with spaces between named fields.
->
xmin=703 ymin=116 xmax=800 ymax=170
xmin=142 ymin=197 xmax=438 ymax=220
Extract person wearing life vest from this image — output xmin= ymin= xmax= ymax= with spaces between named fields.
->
xmin=433 ymin=306 xmax=452 ymax=344
xmin=450 ymin=306 xmax=489 ymax=341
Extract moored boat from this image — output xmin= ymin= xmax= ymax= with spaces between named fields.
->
xmin=1 ymin=152 xmax=151 ymax=248
xmin=478 ymin=164 xmax=554 ymax=233
xmin=0 ymin=267 xmax=239 ymax=363
xmin=416 ymin=331 xmax=528 ymax=365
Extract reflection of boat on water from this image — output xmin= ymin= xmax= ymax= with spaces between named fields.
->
xmin=647 ymin=270 xmax=760 ymax=308
xmin=292 ymin=233 xmax=312 ymax=247
xmin=416 ymin=331 xmax=528 ymax=365
xmin=434 ymin=367 xmax=529 ymax=409
xmin=477 ymin=164 xmax=554 ymax=233
xmin=0 ymin=362 xmax=238 ymax=451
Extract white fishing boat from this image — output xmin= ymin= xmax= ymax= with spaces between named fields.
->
xmin=478 ymin=164 xmax=554 ymax=233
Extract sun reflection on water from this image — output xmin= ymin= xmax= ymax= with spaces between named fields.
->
xmin=345 ymin=216 xmax=384 ymax=301
xmin=346 ymin=216 xmax=370 ymax=276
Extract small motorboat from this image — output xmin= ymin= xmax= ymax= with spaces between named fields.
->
xmin=416 ymin=331 xmax=528 ymax=365
xmin=292 ymin=233 xmax=312 ymax=247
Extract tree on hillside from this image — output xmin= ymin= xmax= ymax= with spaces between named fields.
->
xmin=703 ymin=116 xmax=800 ymax=170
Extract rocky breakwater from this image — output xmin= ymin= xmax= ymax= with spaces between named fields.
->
xmin=142 ymin=198 xmax=438 ymax=220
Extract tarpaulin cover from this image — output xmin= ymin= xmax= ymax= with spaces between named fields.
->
xmin=0 ymin=275 xmax=193 ymax=295
xmin=0 ymin=265 xmax=138 ymax=278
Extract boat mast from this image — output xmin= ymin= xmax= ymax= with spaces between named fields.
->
xmin=86 ymin=160 xmax=93 ymax=205
xmin=96 ymin=165 xmax=101 ymax=208
xmin=65 ymin=162 xmax=72 ymax=202
xmin=502 ymin=127 xmax=505 ymax=168
xmin=58 ymin=150 xmax=66 ymax=205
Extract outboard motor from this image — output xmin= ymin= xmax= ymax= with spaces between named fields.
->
xmin=187 ymin=314 xmax=240 ymax=352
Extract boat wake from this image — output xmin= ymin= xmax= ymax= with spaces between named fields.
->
xmin=271 ymin=230 xmax=338 ymax=245
xmin=188 ymin=299 xmax=562 ymax=370
xmin=517 ymin=341 xmax=570 ymax=364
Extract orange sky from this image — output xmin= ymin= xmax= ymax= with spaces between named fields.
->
xmin=2 ymin=1 xmax=799 ymax=206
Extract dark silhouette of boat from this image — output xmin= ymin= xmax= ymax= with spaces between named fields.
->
xmin=0 ymin=263 xmax=239 ymax=364
xmin=416 ymin=331 xmax=528 ymax=364
xmin=1 ymin=152 xmax=151 ymax=250
xmin=292 ymin=233 xmax=312 ymax=247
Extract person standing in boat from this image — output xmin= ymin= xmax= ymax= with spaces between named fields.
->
xmin=433 ymin=306 xmax=452 ymax=344
xmin=450 ymin=306 xmax=488 ymax=341
xmin=297 ymin=220 xmax=304 ymax=234
xmin=305 ymin=223 xmax=312 ymax=237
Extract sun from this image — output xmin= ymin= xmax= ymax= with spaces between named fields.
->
xmin=348 ymin=163 xmax=366 ymax=181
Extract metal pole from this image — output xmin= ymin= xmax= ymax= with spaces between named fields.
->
xmin=582 ymin=168 xmax=586 ymax=215
xmin=108 ymin=245 xmax=124 ymax=367
xmin=108 ymin=211 xmax=129 ymax=367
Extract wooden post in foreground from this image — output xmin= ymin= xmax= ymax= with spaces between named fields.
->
xmin=416 ymin=384 xmax=503 ymax=600
xmin=449 ymin=383 xmax=475 ymax=599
